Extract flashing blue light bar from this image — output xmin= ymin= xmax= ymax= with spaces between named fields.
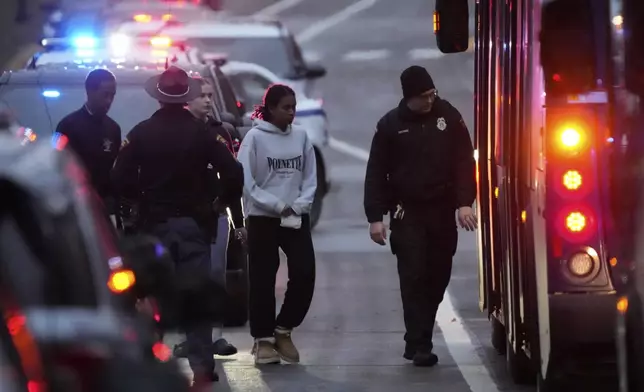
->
xmin=72 ymin=36 xmax=97 ymax=49
xmin=42 ymin=90 xmax=60 ymax=98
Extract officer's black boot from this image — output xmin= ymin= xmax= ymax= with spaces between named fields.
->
xmin=412 ymin=345 xmax=438 ymax=367
xmin=403 ymin=342 xmax=416 ymax=360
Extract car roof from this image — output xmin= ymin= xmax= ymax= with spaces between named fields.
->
xmin=220 ymin=60 xmax=281 ymax=80
xmin=0 ymin=65 xmax=206 ymax=85
xmin=112 ymin=1 xmax=204 ymax=12
xmin=160 ymin=17 xmax=286 ymax=39
xmin=32 ymin=47 xmax=195 ymax=69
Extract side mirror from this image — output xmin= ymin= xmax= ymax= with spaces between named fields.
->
xmin=434 ymin=0 xmax=469 ymax=53
xmin=304 ymin=63 xmax=326 ymax=79
xmin=220 ymin=111 xmax=238 ymax=126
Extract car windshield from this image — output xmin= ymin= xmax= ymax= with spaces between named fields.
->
xmin=0 ymin=84 xmax=160 ymax=140
xmin=188 ymin=37 xmax=293 ymax=77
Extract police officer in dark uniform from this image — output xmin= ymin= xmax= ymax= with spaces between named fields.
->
xmin=111 ymin=66 xmax=243 ymax=387
xmin=364 ymin=65 xmax=477 ymax=367
xmin=55 ymin=69 xmax=121 ymax=215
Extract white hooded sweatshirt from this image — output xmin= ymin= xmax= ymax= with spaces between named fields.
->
xmin=237 ymin=119 xmax=317 ymax=218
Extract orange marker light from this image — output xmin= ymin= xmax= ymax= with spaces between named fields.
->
xmin=133 ymin=14 xmax=152 ymax=23
xmin=107 ymin=269 xmax=136 ymax=293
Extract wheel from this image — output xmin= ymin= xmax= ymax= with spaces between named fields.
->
xmin=491 ymin=316 xmax=507 ymax=355
xmin=506 ymin=336 xmax=534 ymax=384
xmin=223 ymin=233 xmax=248 ymax=327
xmin=309 ymin=150 xmax=326 ymax=230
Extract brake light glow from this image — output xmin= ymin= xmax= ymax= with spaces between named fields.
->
xmin=562 ymin=170 xmax=582 ymax=190
xmin=133 ymin=14 xmax=152 ymax=23
xmin=150 ymin=36 xmax=172 ymax=47
xmin=560 ymin=127 xmax=581 ymax=148
xmin=162 ymin=13 xmax=173 ymax=21
xmin=565 ymin=211 xmax=586 ymax=232
xmin=152 ymin=342 xmax=171 ymax=362
xmin=107 ymin=269 xmax=136 ymax=293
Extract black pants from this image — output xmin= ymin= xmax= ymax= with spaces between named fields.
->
xmin=151 ymin=217 xmax=215 ymax=376
xmin=247 ymin=215 xmax=316 ymax=338
xmin=390 ymin=209 xmax=457 ymax=350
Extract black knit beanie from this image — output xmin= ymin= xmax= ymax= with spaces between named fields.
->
xmin=400 ymin=65 xmax=436 ymax=100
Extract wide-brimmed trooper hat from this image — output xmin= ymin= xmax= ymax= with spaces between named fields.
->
xmin=144 ymin=66 xmax=202 ymax=103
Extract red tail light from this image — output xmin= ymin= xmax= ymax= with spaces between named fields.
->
xmin=27 ymin=381 xmax=47 ymax=392
xmin=557 ymin=207 xmax=595 ymax=242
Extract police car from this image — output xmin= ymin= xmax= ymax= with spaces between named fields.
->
xmin=26 ymin=34 xmax=246 ymax=127
xmin=0 ymin=64 xmax=250 ymax=326
xmin=221 ymin=60 xmax=331 ymax=228
xmin=154 ymin=16 xmax=327 ymax=97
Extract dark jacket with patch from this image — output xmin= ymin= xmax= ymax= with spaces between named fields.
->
xmin=110 ymin=106 xmax=243 ymax=215
xmin=363 ymin=98 xmax=476 ymax=223
xmin=55 ymin=106 xmax=121 ymax=200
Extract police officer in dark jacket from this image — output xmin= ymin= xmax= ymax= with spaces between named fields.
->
xmin=364 ymin=65 xmax=477 ymax=367
xmin=111 ymin=66 xmax=243 ymax=387
xmin=55 ymin=69 xmax=121 ymax=213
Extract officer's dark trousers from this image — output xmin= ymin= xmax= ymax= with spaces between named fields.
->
xmin=389 ymin=208 xmax=457 ymax=351
xmin=151 ymin=217 xmax=215 ymax=376
xmin=247 ymin=215 xmax=316 ymax=338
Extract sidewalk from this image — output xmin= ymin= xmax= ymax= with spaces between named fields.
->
xmin=0 ymin=1 xmax=53 ymax=71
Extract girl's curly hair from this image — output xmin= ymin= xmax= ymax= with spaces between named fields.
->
xmin=250 ymin=83 xmax=295 ymax=121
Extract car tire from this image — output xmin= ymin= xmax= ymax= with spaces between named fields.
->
xmin=223 ymin=234 xmax=249 ymax=327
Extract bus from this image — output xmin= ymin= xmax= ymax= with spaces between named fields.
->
xmin=434 ymin=0 xmax=644 ymax=390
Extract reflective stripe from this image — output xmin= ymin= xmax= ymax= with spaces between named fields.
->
xmin=296 ymin=108 xmax=326 ymax=117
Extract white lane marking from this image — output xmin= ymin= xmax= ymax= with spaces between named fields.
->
xmin=342 ymin=49 xmax=390 ymax=61
xmin=328 ymin=136 xmax=500 ymax=392
xmin=252 ymin=0 xmax=305 ymax=16
xmin=328 ymin=137 xmax=370 ymax=161
xmin=437 ymin=293 xmax=500 ymax=392
xmin=409 ymin=47 xmax=445 ymax=60
xmin=297 ymin=0 xmax=378 ymax=44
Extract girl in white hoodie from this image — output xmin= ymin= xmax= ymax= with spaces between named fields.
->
xmin=237 ymin=84 xmax=317 ymax=365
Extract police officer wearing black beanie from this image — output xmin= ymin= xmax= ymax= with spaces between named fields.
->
xmin=363 ymin=65 xmax=477 ymax=367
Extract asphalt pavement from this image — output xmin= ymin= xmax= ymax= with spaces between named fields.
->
xmin=167 ymin=0 xmax=533 ymax=391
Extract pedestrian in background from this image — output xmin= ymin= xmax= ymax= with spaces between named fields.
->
xmin=237 ymin=84 xmax=317 ymax=365
xmin=172 ymin=76 xmax=242 ymax=359
xmin=363 ymin=65 xmax=476 ymax=367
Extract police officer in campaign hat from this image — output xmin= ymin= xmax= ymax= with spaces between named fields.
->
xmin=364 ymin=65 xmax=477 ymax=367
xmin=111 ymin=65 xmax=243 ymax=387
